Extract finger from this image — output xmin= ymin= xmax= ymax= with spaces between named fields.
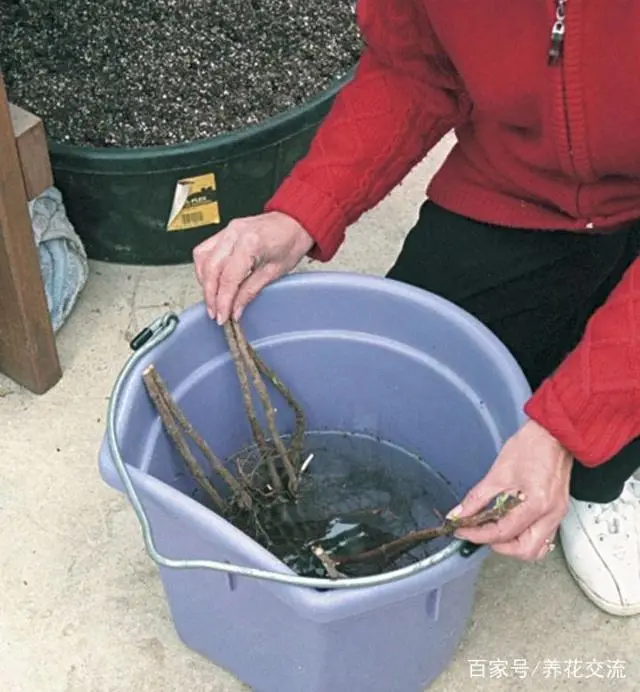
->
xmin=454 ymin=498 xmax=538 ymax=545
xmin=192 ymin=232 xmax=224 ymax=284
xmin=492 ymin=535 xmax=556 ymax=562
xmin=446 ymin=477 xmax=514 ymax=520
xmin=215 ymin=247 xmax=258 ymax=324
xmin=491 ymin=519 xmax=559 ymax=562
xmin=232 ymin=264 xmax=282 ymax=320
xmin=199 ymin=236 xmax=237 ymax=318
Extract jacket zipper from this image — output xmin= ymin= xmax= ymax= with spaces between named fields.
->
xmin=548 ymin=0 xmax=567 ymax=65
xmin=547 ymin=0 xmax=592 ymax=224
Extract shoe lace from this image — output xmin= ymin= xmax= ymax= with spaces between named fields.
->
xmin=589 ymin=479 xmax=639 ymax=537
xmin=626 ymin=477 xmax=640 ymax=501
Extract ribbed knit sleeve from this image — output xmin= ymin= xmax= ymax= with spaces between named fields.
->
xmin=525 ymin=256 xmax=640 ymax=466
xmin=264 ymin=0 xmax=468 ymax=261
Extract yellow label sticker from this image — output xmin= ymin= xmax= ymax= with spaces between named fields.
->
xmin=166 ymin=172 xmax=220 ymax=232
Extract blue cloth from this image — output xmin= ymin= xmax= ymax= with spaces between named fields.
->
xmin=28 ymin=187 xmax=89 ymax=333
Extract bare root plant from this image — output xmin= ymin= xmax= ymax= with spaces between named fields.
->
xmin=142 ymin=318 xmax=523 ymax=579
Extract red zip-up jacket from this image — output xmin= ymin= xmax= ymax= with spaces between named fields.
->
xmin=264 ymin=0 xmax=640 ymax=468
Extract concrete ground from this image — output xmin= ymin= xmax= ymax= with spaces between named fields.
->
xmin=1 ymin=133 xmax=637 ymax=691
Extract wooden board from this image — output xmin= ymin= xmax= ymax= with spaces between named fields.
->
xmin=9 ymin=101 xmax=53 ymax=201
xmin=0 ymin=72 xmax=61 ymax=393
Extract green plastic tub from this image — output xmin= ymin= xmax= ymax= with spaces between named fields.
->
xmin=49 ymin=72 xmax=353 ymax=265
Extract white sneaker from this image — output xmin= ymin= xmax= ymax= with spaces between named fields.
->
xmin=559 ymin=477 xmax=640 ymax=616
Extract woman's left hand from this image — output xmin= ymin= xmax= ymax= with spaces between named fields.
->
xmin=450 ymin=419 xmax=574 ymax=561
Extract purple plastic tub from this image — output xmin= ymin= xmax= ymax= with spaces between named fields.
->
xmin=98 ymin=271 xmax=530 ymax=692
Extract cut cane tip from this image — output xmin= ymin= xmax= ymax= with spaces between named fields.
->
xmin=300 ymin=453 xmax=314 ymax=475
xmin=494 ymin=490 xmax=525 ymax=504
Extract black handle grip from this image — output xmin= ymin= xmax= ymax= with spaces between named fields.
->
xmin=459 ymin=540 xmax=483 ymax=558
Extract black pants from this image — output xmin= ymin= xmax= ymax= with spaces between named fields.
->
xmin=386 ymin=201 xmax=640 ymax=503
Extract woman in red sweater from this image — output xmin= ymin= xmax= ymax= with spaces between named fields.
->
xmin=193 ymin=1 xmax=640 ymax=616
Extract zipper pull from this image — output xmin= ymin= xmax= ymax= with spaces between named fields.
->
xmin=548 ymin=0 xmax=567 ymax=65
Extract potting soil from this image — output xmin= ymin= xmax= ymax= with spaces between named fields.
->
xmin=194 ymin=431 xmax=461 ymax=579
xmin=0 ymin=0 xmax=361 ymax=147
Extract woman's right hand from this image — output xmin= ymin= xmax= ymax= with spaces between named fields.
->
xmin=192 ymin=211 xmax=315 ymax=324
